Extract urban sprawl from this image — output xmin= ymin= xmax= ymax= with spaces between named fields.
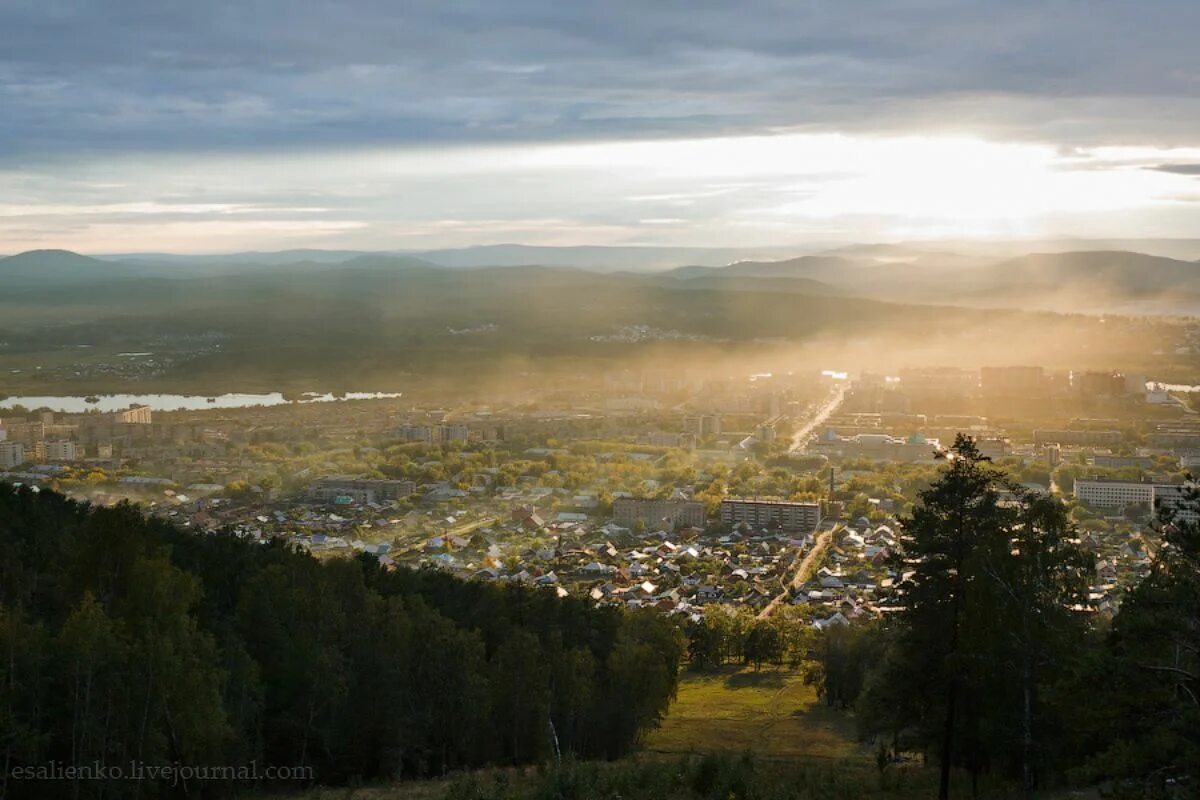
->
xmin=2 ymin=364 xmax=1197 ymax=629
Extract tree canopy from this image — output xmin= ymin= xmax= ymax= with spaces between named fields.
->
xmin=0 ymin=484 xmax=682 ymax=798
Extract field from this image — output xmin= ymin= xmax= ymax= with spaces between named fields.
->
xmin=644 ymin=666 xmax=862 ymax=761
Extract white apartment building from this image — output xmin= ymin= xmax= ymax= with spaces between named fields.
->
xmin=111 ymin=405 xmax=152 ymax=424
xmin=1073 ymin=479 xmax=1154 ymax=509
xmin=0 ymin=441 xmax=26 ymax=469
xmin=1074 ymin=479 xmax=1197 ymax=519
xmin=43 ymin=440 xmax=79 ymax=461
xmin=1147 ymin=484 xmax=1200 ymax=524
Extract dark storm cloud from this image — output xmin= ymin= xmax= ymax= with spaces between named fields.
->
xmin=2 ymin=0 xmax=1198 ymax=159
xmin=1150 ymin=164 xmax=1200 ymax=175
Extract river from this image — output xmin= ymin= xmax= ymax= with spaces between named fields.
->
xmin=0 ymin=392 xmax=403 ymax=413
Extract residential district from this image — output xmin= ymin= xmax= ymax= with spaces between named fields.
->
xmin=2 ymin=364 xmax=1197 ymax=630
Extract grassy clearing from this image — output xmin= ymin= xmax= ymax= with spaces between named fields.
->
xmin=644 ymin=666 xmax=862 ymax=761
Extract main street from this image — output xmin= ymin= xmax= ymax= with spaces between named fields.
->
xmin=788 ymin=385 xmax=846 ymax=453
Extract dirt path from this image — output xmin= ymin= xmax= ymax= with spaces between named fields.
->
xmin=757 ymin=526 xmax=837 ymax=619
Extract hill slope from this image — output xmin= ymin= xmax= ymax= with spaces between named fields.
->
xmin=0 ymin=249 xmax=123 ymax=281
xmin=674 ymin=249 xmax=1200 ymax=313
xmin=981 ymin=250 xmax=1198 ymax=292
xmin=668 ymin=255 xmax=863 ymax=281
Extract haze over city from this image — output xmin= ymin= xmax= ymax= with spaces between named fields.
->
xmin=2 ymin=3 xmax=1199 ymax=800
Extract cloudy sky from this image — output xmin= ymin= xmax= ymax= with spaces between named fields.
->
xmin=2 ymin=0 xmax=1200 ymax=253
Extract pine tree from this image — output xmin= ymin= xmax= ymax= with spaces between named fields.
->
xmin=861 ymin=435 xmax=1095 ymax=797
xmin=889 ymin=435 xmax=1013 ymax=798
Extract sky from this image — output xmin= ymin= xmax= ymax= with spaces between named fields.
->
xmin=2 ymin=0 xmax=1200 ymax=254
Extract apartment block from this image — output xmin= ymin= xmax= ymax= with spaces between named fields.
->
xmin=613 ymin=496 xmax=707 ymax=529
xmin=308 ymin=476 xmax=416 ymax=504
xmin=0 ymin=441 xmax=25 ymax=469
xmin=43 ymin=440 xmax=79 ymax=461
xmin=1074 ymin=479 xmax=1154 ymax=509
xmin=720 ymin=499 xmax=821 ymax=532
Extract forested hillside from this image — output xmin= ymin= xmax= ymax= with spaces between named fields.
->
xmin=2 ymin=254 xmax=1183 ymax=397
xmin=0 ymin=484 xmax=682 ymax=798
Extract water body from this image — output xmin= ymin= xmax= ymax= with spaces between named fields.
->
xmin=1149 ymin=382 xmax=1200 ymax=392
xmin=0 ymin=392 xmax=403 ymax=413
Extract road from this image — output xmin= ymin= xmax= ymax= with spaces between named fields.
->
xmin=788 ymin=386 xmax=846 ymax=453
xmin=1170 ymin=392 xmax=1198 ymax=414
xmin=757 ymin=525 xmax=838 ymax=619
xmin=444 ymin=515 xmax=497 ymax=537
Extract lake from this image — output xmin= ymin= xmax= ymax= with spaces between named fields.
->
xmin=0 ymin=392 xmax=403 ymax=413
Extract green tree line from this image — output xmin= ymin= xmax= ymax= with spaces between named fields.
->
xmin=0 ymin=484 xmax=682 ymax=798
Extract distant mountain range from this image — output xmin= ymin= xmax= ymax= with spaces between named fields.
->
xmin=82 ymin=237 xmax=1200 ymax=269
xmin=1 ymin=244 xmax=1190 ymax=395
xmin=3 ymin=243 xmax=1199 ymax=315
xmin=654 ymin=249 xmax=1198 ymax=313
xmin=93 ymin=244 xmax=813 ymax=272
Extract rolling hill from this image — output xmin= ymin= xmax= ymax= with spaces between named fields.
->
xmin=667 ymin=255 xmax=861 ymax=281
xmin=666 ymin=249 xmax=1200 ymax=313
xmin=411 ymin=243 xmax=810 ymax=271
xmin=0 ymin=249 xmax=1181 ymax=397
xmin=980 ymin=250 xmax=1199 ymax=292
xmin=0 ymin=249 xmax=125 ymax=282
xmin=7 ymin=245 xmax=1200 ymax=315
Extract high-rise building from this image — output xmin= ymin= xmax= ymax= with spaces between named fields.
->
xmin=440 ymin=423 xmax=469 ymax=443
xmin=683 ymin=414 xmax=721 ymax=436
xmin=43 ymin=440 xmax=79 ymax=461
xmin=398 ymin=424 xmax=435 ymax=442
xmin=398 ymin=423 xmax=469 ymax=443
xmin=0 ymin=441 xmax=25 ymax=469
xmin=111 ymin=405 xmax=153 ymax=424
xmin=1044 ymin=444 xmax=1062 ymax=467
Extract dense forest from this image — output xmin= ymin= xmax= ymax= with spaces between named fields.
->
xmin=688 ymin=436 xmax=1199 ymax=798
xmin=0 ymin=484 xmax=682 ymax=798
